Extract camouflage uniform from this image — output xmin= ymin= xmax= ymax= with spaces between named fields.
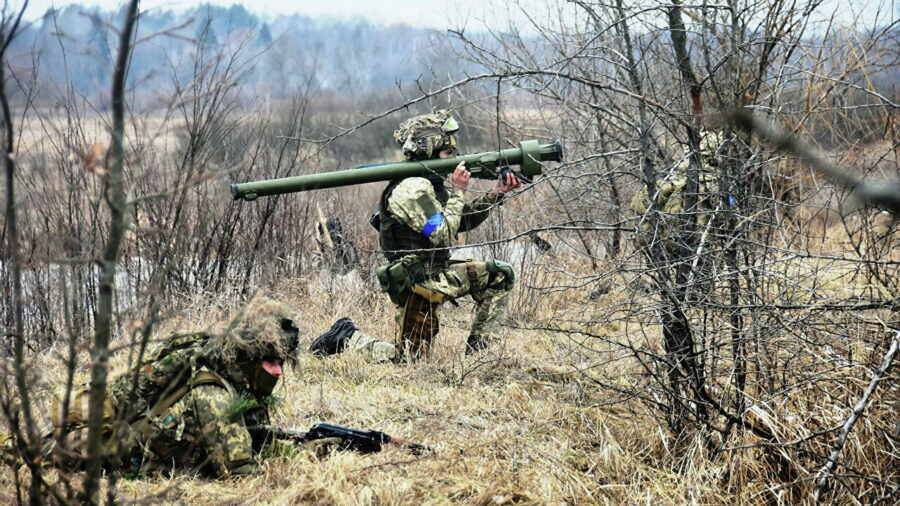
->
xmin=630 ymin=130 xmax=724 ymax=244
xmin=46 ymin=295 xmax=301 ymax=477
xmin=310 ymin=317 xmax=398 ymax=363
xmin=129 ymin=367 xmax=264 ymax=475
xmin=376 ymin=110 xmax=515 ymax=358
xmin=343 ymin=329 xmax=398 ymax=363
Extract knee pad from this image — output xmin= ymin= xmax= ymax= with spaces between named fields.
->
xmin=485 ymin=260 xmax=515 ymax=290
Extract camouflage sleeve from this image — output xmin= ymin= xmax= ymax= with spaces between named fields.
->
xmin=387 ymin=177 xmax=465 ymax=246
xmin=459 ymin=193 xmax=503 ymax=232
xmin=184 ymin=385 xmax=255 ymax=476
xmin=630 ymin=186 xmax=650 ymax=214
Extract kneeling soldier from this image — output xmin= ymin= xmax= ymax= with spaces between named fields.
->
xmin=370 ymin=110 xmax=520 ymax=359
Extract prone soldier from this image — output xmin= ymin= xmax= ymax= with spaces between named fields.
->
xmin=42 ymin=295 xmax=411 ymax=477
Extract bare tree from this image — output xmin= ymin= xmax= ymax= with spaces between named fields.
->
xmin=0 ymin=3 xmax=52 ymax=505
xmin=82 ymin=1 xmax=140 ymax=503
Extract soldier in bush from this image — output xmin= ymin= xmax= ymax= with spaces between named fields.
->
xmin=630 ymin=130 xmax=725 ymax=247
xmin=362 ymin=110 xmax=521 ymax=359
xmin=45 ymin=295 xmax=309 ymax=477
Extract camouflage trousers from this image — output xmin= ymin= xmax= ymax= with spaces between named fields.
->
xmin=343 ymin=330 xmax=398 ymax=363
xmin=396 ymin=259 xmax=513 ymax=358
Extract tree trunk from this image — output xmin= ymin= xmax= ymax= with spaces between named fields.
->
xmin=83 ymin=1 xmax=140 ymax=503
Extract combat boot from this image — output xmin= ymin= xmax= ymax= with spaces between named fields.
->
xmin=310 ymin=318 xmax=358 ymax=356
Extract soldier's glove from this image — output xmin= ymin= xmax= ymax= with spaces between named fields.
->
xmin=309 ymin=317 xmax=358 ymax=356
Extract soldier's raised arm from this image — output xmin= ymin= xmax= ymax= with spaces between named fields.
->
xmin=386 ymin=172 xmax=466 ymax=246
xmin=459 ymin=170 xmax=521 ymax=232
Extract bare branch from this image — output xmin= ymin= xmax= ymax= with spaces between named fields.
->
xmin=83 ymin=0 xmax=140 ymax=503
xmin=813 ymin=330 xmax=899 ymax=501
xmin=730 ymin=110 xmax=900 ymax=215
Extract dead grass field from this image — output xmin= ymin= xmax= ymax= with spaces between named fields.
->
xmin=5 ymin=234 xmax=894 ymax=505
xmin=0 ymin=270 xmax=728 ymax=505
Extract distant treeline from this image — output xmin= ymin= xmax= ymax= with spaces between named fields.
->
xmin=9 ymin=3 xmax=481 ymax=107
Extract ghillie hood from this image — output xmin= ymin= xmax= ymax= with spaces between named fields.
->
xmin=208 ymin=293 xmax=302 ymax=368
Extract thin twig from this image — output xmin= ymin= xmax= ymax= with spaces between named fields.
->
xmin=813 ymin=329 xmax=899 ymax=501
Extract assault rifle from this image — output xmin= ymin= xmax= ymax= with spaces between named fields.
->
xmin=248 ymin=423 xmax=430 ymax=455
xmin=230 ymin=140 xmax=563 ymax=200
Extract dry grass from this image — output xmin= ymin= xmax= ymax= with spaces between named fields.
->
xmin=0 ymin=273 xmax=723 ymax=505
xmin=7 ymin=257 xmax=893 ymax=505
xmin=2 ymin=116 xmax=896 ymax=503
xmin=2 ymin=242 xmax=897 ymax=504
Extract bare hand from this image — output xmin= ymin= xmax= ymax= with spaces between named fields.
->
xmin=449 ymin=161 xmax=470 ymax=191
xmin=491 ymin=170 xmax=521 ymax=195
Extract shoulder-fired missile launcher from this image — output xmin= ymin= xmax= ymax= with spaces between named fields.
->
xmin=230 ymin=139 xmax=563 ymax=201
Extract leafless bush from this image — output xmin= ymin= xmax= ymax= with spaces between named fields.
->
xmin=0 ymin=0 xmax=897 ymax=503
xmin=444 ymin=0 xmax=898 ymax=502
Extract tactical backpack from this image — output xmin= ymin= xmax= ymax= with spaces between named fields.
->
xmin=51 ymin=333 xmax=224 ymax=437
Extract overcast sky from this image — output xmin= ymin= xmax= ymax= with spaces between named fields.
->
xmin=20 ymin=0 xmax=896 ymax=30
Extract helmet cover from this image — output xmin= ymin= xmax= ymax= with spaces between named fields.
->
xmin=393 ymin=110 xmax=460 ymax=160
xmin=213 ymin=293 xmax=302 ymax=367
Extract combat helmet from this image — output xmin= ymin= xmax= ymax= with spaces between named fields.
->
xmin=393 ymin=109 xmax=460 ymax=160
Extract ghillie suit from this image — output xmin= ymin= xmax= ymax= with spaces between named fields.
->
xmin=45 ymin=294 xmax=301 ymax=476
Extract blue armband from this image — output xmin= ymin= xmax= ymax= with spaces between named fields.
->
xmin=421 ymin=212 xmax=445 ymax=238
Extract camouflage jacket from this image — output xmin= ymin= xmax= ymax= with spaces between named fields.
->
xmin=631 ymin=132 xmax=725 ymax=222
xmin=139 ymin=368 xmax=271 ymax=476
xmin=379 ymin=176 xmax=502 ymax=264
xmin=103 ymin=333 xmax=273 ymax=476
xmin=629 ymin=157 xmax=720 ymax=237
